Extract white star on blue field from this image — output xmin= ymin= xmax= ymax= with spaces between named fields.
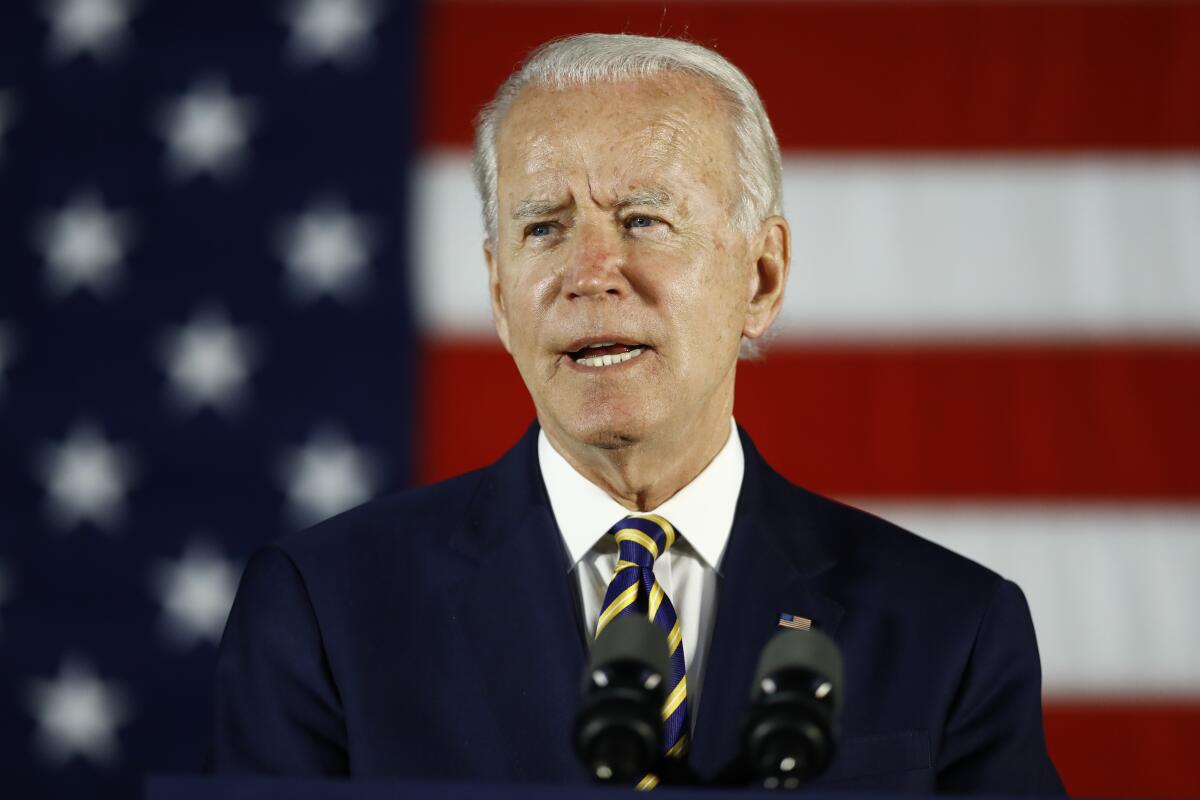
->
xmin=34 ymin=190 xmax=135 ymax=298
xmin=277 ymin=198 xmax=378 ymax=303
xmin=27 ymin=658 xmax=133 ymax=766
xmin=157 ymin=307 xmax=261 ymax=415
xmin=42 ymin=0 xmax=137 ymax=61
xmin=36 ymin=422 xmax=138 ymax=532
xmin=150 ymin=540 xmax=240 ymax=648
xmin=158 ymin=78 xmax=257 ymax=180
xmin=278 ymin=425 xmax=382 ymax=527
xmin=284 ymin=0 xmax=384 ymax=67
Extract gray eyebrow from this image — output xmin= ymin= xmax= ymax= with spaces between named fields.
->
xmin=512 ymin=199 xmax=569 ymax=220
xmin=614 ymin=188 xmax=672 ymax=209
xmin=512 ymin=188 xmax=673 ymax=220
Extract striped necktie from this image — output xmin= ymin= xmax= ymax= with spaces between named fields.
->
xmin=596 ymin=513 xmax=690 ymax=787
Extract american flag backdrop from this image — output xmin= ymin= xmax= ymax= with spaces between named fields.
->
xmin=1 ymin=1 xmax=1198 ymax=799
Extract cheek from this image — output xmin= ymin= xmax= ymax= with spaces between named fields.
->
xmin=669 ymin=252 xmax=748 ymax=344
xmin=654 ymin=281 xmax=737 ymax=381
xmin=707 ymin=241 xmax=752 ymax=329
xmin=502 ymin=267 xmax=559 ymax=347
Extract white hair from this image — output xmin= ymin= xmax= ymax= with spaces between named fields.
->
xmin=471 ymin=33 xmax=784 ymax=244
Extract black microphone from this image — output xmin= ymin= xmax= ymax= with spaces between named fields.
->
xmin=740 ymin=627 xmax=843 ymax=789
xmin=573 ymin=614 xmax=671 ymax=784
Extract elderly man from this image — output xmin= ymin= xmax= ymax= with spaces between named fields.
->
xmin=210 ymin=34 xmax=1063 ymax=793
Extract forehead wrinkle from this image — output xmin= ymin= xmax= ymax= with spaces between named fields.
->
xmin=596 ymin=113 xmax=713 ymax=211
xmin=522 ymin=131 xmax=557 ymax=170
xmin=503 ymin=131 xmax=566 ymax=197
xmin=582 ymin=110 xmax=698 ymax=208
xmin=498 ymin=79 xmax=734 ymax=220
xmin=637 ymin=111 xmax=694 ymax=164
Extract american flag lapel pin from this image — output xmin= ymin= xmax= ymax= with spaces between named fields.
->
xmin=777 ymin=612 xmax=813 ymax=630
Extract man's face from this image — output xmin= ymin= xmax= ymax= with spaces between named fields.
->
xmin=486 ymin=75 xmax=763 ymax=451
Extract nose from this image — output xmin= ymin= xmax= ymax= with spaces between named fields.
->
xmin=562 ymin=217 xmax=627 ymax=300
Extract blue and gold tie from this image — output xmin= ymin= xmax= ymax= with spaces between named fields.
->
xmin=596 ymin=513 xmax=689 ymax=789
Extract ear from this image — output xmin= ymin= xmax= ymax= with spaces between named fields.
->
xmin=484 ymin=239 xmax=513 ymax=353
xmin=742 ymin=215 xmax=791 ymax=340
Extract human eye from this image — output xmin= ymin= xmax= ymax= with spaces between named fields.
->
xmin=625 ymin=215 xmax=657 ymax=230
xmin=525 ymin=221 xmax=556 ymax=238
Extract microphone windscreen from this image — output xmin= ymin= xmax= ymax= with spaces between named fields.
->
xmin=753 ymin=628 xmax=843 ymax=710
xmin=586 ymin=614 xmax=671 ymax=689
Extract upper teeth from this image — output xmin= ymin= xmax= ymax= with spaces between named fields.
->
xmin=588 ymin=342 xmax=616 ymax=348
xmin=577 ymin=348 xmax=643 ymax=368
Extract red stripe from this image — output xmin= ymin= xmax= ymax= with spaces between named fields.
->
xmin=416 ymin=339 xmax=1200 ymax=497
xmin=1045 ymin=700 xmax=1200 ymax=798
xmin=422 ymin=1 xmax=1200 ymax=151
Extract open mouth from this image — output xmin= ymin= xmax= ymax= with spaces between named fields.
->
xmin=566 ymin=341 xmax=650 ymax=368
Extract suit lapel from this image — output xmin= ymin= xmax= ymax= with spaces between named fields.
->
xmin=690 ymin=429 xmax=845 ymax=779
xmin=446 ymin=425 xmax=588 ymax=781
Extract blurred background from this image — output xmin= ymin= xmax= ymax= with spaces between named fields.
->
xmin=0 ymin=1 xmax=1197 ymax=798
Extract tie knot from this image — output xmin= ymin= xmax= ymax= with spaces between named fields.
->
xmin=608 ymin=513 xmax=678 ymax=568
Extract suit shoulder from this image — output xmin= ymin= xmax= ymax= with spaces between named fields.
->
xmin=742 ymin=430 xmax=1002 ymax=600
xmin=846 ymin=498 xmax=995 ymax=583
xmin=782 ymin=479 xmax=1005 ymax=603
xmin=271 ymin=466 xmax=489 ymax=567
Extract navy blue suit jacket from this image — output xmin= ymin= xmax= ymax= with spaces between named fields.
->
xmin=209 ymin=425 xmax=1063 ymax=793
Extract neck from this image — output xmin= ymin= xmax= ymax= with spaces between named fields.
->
xmin=542 ymin=404 xmax=733 ymax=512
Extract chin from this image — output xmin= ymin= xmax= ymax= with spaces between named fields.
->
xmin=583 ymin=430 xmax=639 ymax=450
xmin=560 ymin=403 xmax=655 ymax=451
xmin=566 ymin=414 xmax=642 ymax=450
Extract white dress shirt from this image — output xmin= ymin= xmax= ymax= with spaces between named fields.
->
xmin=537 ymin=418 xmax=744 ymax=719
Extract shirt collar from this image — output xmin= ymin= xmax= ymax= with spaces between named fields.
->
xmin=538 ymin=418 xmax=744 ymax=573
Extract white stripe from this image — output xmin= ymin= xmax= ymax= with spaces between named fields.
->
xmin=855 ymin=501 xmax=1200 ymax=696
xmin=412 ymin=152 xmax=492 ymax=334
xmin=778 ymin=158 xmax=1200 ymax=339
xmin=412 ymin=153 xmax=1200 ymax=338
